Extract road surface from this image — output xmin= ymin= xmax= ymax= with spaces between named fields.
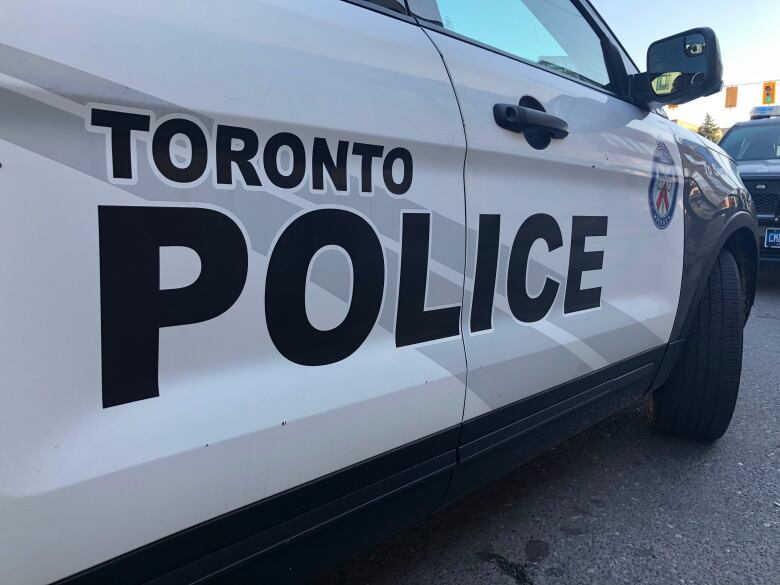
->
xmin=315 ymin=262 xmax=780 ymax=585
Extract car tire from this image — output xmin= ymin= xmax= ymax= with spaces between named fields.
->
xmin=649 ymin=249 xmax=744 ymax=440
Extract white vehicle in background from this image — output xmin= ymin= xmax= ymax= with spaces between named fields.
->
xmin=0 ymin=1 xmax=758 ymax=584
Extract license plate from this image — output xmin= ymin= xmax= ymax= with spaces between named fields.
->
xmin=766 ymin=228 xmax=780 ymax=249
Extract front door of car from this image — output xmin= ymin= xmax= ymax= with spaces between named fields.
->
xmin=407 ymin=0 xmax=685 ymax=432
xmin=0 ymin=1 xmax=470 ymax=582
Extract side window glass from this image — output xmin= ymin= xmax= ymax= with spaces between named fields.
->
xmin=435 ymin=0 xmax=610 ymax=87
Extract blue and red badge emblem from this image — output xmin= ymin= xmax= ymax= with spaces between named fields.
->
xmin=648 ymin=141 xmax=680 ymax=230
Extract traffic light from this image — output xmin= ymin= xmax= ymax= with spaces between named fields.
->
xmin=764 ymin=81 xmax=777 ymax=105
xmin=725 ymin=85 xmax=738 ymax=108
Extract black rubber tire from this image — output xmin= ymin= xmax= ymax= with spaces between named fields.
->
xmin=650 ymin=250 xmax=744 ymax=440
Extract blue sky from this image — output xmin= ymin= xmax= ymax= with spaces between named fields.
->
xmin=592 ymin=0 xmax=780 ymax=127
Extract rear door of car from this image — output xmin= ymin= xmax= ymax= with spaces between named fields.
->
xmin=0 ymin=1 xmax=468 ymax=583
xmin=406 ymin=0 xmax=685 ymax=464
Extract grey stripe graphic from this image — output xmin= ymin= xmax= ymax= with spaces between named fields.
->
xmin=0 ymin=41 xmax=196 ymax=115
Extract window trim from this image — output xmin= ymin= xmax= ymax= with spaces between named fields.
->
xmin=577 ymin=0 xmax=640 ymax=76
xmin=340 ymin=0 xmax=415 ymax=22
xmin=406 ymin=0 xmax=641 ymax=106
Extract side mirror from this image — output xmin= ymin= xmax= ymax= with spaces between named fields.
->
xmin=631 ymin=27 xmax=723 ymax=109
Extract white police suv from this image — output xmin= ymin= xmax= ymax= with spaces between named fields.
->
xmin=0 ymin=1 xmax=758 ymax=584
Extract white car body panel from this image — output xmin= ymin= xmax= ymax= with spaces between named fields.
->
xmin=0 ymin=1 xmax=467 ymax=583
xmin=422 ymin=32 xmax=683 ymax=418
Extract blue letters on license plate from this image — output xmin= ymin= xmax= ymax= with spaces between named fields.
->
xmin=766 ymin=229 xmax=780 ymax=249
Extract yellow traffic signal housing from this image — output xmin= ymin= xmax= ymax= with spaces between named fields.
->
xmin=764 ymin=81 xmax=777 ymax=105
xmin=725 ymin=86 xmax=738 ymax=108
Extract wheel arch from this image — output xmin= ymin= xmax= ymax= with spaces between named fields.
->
xmin=675 ymin=211 xmax=758 ymax=342
xmin=722 ymin=225 xmax=758 ymax=323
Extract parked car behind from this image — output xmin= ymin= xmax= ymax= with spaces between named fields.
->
xmin=720 ymin=108 xmax=780 ymax=259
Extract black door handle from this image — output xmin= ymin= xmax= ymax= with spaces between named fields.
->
xmin=493 ymin=104 xmax=569 ymax=140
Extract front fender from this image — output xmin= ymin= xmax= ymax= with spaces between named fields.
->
xmin=650 ymin=125 xmax=758 ymax=391
xmin=671 ymin=127 xmax=758 ymax=341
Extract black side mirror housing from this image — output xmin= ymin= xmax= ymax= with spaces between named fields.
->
xmin=631 ymin=27 xmax=724 ymax=110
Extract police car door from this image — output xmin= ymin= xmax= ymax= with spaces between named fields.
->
xmin=0 ymin=1 xmax=468 ymax=582
xmin=407 ymin=1 xmax=683 ymax=433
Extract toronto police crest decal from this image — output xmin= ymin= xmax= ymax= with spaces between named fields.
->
xmin=648 ymin=141 xmax=680 ymax=230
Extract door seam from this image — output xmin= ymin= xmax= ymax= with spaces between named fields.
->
xmin=418 ymin=25 xmax=470 ymax=468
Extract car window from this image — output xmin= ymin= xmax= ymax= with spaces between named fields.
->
xmin=720 ymin=124 xmax=780 ymax=161
xmin=434 ymin=0 xmax=611 ymax=87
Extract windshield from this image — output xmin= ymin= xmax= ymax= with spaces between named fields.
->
xmin=720 ymin=124 xmax=780 ymax=161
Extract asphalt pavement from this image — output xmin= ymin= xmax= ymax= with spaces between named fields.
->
xmin=315 ymin=262 xmax=780 ymax=585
